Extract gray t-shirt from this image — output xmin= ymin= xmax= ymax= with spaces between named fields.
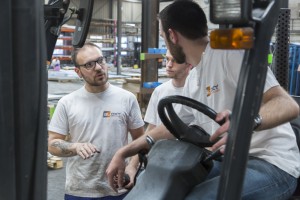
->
xmin=48 ymin=84 xmax=144 ymax=197
xmin=144 ymin=79 xmax=184 ymax=126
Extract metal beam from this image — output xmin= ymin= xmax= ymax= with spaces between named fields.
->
xmin=117 ymin=0 xmax=122 ymax=75
xmin=140 ymin=0 xmax=159 ymax=109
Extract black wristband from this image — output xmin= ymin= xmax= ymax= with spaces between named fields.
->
xmin=253 ymin=114 xmax=262 ymax=130
xmin=146 ymin=135 xmax=155 ymax=147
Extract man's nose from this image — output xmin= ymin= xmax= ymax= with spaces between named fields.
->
xmin=166 ymin=60 xmax=173 ymax=67
xmin=95 ymin=62 xmax=104 ymax=70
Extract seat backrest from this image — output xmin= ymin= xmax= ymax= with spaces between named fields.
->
xmin=291 ymin=96 xmax=300 ymax=198
xmin=291 ymin=96 xmax=300 ymax=150
xmin=291 ymin=119 xmax=300 ymax=150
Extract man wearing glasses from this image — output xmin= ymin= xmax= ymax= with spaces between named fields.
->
xmin=48 ymin=42 xmax=145 ymax=200
xmin=144 ymin=50 xmax=191 ymax=132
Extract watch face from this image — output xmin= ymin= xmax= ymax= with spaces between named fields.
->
xmin=253 ymin=115 xmax=262 ymax=130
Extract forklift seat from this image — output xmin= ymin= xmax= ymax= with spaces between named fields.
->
xmin=290 ymin=96 xmax=300 ymax=199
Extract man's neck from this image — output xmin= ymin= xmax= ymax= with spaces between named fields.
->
xmin=172 ymin=77 xmax=186 ymax=88
xmin=85 ymin=82 xmax=110 ymax=93
xmin=183 ymin=37 xmax=209 ymax=66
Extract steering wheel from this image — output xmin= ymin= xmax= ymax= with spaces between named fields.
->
xmin=158 ymin=95 xmax=225 ymax=148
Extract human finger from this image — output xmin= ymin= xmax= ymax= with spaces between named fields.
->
xmin=117 ymin=170 xmax=125 ymax=189
xmin=84 ymin=143 xmax=100 ymax=157
xmin=210 ymin=111 xmax=231 ymax=142
xmin=215 ymin=110 xmax=231 ymax=123
xmin=211 ymin=135 xmax=227 ymax=152
xmin=107 ymin=173 xmax=118 ymax=192
xmin=77 ymin=147 xmax=87 ymax=159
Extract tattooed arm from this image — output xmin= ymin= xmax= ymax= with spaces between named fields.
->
xmin=48 ymin=131 xmax=100 ymax=159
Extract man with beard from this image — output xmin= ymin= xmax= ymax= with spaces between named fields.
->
xmin=48 ymin=42 xmax=145 ymax=200
xmin=106 ymin=1 xmax=300 ymax=199
xmin=144 ymin=49 xmax=191 ymax=131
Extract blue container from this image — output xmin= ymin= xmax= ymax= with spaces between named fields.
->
xmin=148 ymin=48 xmax=156 ymax=54
xmin=143 ymin=82 xmax=162 ymax=88
xmin=289 ymin=43 xmax=300 ymax=95
xmin=158 ymin=48 xmax=167 ymax=54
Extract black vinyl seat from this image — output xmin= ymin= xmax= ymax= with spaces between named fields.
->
xmin=290 ymin=96 xmax=300 ymax=199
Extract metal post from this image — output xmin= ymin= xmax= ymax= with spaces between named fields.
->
xmin=140 ymin=0 xmax=159 ymax=109
xmin=216 ymin=1 xmax=281 ymax=199
xmin=117 ymin=0 xmax=122 ymax=75
xmin=0 ymin=0 xmax=48 ymax=199
xmin=272 ymin=9 xmax=291 ymax=91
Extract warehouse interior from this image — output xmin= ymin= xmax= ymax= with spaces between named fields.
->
xmin=46 ymin=0 xmax=300 ymax=113
xmin=1 ymin=0 xmax=300 ymax=199
xmin=47 ymin=1 xmax=300 ymax=199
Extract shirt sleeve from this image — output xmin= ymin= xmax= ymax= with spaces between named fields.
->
xmin=48 ymin=99 xmax=69 ymax=135
xmin=144 ymin=89 xmax=160 ymax=126
xmin=264 ymin=67 xmax=280 ymax=92
xmin=128 ymin=94 xmax=145 ymax=130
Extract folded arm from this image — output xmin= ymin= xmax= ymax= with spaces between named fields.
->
xmin=211 ymin=86 xmax=300 ymax=152
xmin=48 ymin=131 xmax=99 ymax=159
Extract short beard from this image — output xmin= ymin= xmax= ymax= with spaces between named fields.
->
xmin=167 ymin=38 xmax=186 ymax=64
xmin=81 ymin=71 xmax=108 ymax=87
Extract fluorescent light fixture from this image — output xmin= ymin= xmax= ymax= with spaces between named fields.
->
xmin=210 ymin=0 xmax=252 ymax=25
xmin=125 ymin=23 xmax=136 ymax=27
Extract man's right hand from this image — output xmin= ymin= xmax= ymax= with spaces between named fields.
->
xmin=106 ymin=150 xmax=127 ymax=192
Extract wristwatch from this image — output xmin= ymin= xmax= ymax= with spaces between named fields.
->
xmin=253 ymin=114 xmax=263 ymax=130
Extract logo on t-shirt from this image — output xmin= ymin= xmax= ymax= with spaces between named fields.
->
xmin=206 ymin=84 xmax=220 ymax=97
xmin=103 ymin=111 xmax=121 ymax=118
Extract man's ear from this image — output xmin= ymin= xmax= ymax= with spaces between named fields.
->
xmin=74 ymin=67 xmax=82 ymax=78
xmin=168 ymin=28 xmax=178 ymax=44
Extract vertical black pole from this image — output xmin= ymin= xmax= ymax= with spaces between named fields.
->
xmin=141 ymin=0 xmax=159 ymax=82
xmin=140 ymin=0 xmax=159 ymax=110
xmin=217 ymin=1 xmax=281 ymax=199
xmin=0 ymin=1 xmax=16 ymax=198
xmin=0 ymin=0 xmax=48 ymax=199
xmin=272 ymin=9 xmax=290 ymax=91
xmin=117 ymin=0 xmax=122 ymax=75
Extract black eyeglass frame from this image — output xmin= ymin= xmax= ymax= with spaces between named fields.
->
xmin=77 ymin=56 xmax=106 ymax=70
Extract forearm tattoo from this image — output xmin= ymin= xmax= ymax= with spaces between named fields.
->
xmin=51 ymin=140 xmax=75 ymax=156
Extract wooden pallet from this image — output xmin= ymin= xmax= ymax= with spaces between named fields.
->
xmin=47 ymin=156 xmax=63 ymax=169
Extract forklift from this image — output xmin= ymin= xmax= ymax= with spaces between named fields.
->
xmin=0 ymin=0 xmax=298 ymax=199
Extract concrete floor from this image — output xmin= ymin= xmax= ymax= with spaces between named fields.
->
xmin=47 ymin=158 xmax=67 ymax=200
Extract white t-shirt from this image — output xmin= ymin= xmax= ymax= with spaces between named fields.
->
xmin=179 ymin=44 xmax=300 ymax=178
xmin=48 ymin=84 xmax=144 ymax=198
xmin=144 ymin=79 xmax=184 ymax=126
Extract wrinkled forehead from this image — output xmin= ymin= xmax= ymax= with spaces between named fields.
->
xmin=77 ymin=46 xmax=102 ymax=63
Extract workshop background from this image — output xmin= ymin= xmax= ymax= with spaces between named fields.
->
xmin=46 ymin=1 xmax=300 ymax=199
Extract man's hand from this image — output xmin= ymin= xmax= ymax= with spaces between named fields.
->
xmin=75 ymin=143 xmax=100 ymax=159
xmin=210 ymin=109 xmax=231 ymax=153
xmin=124 ymin=162 xmax=138 ymax=189
xmin=106 ymin=151 xmax=127 ymax=192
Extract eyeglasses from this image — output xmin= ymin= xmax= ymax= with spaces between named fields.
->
xmin=77 ymin=56 xmax=106 ymax=70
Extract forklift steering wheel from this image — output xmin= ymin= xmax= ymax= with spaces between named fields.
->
xmin=158 ymin=95 xmax=225 ymax=148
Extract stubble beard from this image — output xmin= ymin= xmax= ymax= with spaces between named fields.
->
xmin=82 ymin=71 xmax=108 ymax=87
xmin=167 ymin=38 xmax=186 ymax=64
